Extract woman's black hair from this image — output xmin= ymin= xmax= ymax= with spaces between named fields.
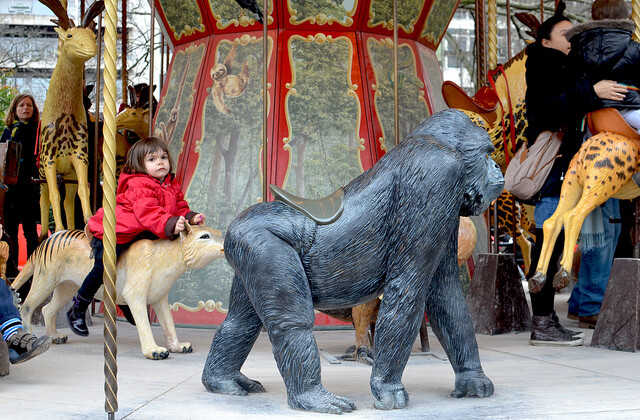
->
xmin=535 ymin=0 xmax=569 ymax=43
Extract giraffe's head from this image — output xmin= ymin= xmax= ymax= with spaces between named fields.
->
xmin=117 ymin=106 xmax=150 ymax=139
xmin=42 ymin=0 xmax=104 ymax=63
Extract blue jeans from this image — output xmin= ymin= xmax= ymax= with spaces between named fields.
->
xmin=0 ymin=281 xmax=20 ymax=324
xmin=568 ymin=198 xmax=621 ymax=317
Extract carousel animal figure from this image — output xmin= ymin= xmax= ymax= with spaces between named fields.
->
xmin=528 ymin=108 xmax=640 ymax=293
xmin=11 ymin=223 xmax=225 ymax=360
xmin=37 ymin=0 xmax=104 ymax=239
xmin=116 ymin=106 xmax=150 ymax=140
xmin=202 ymin=110 xmax=502 ymax=413
xmin=324 ymin=216 xmax=477 ymax=365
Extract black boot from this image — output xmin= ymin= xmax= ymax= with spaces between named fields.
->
xmin=530 ymin=315 xmax=583 ymax=346
xmin=66 ymin=295 xmax=91 ymax=337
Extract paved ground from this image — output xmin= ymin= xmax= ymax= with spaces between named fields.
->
xmin=2 ymin=291 xmax=639 ymax=420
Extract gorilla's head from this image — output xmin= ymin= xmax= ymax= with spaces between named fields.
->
xmin=415 ymin=109 xmax=504 ymax=216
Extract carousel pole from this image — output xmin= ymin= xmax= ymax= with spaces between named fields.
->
xmin=101 ymin=0 xmax=119 ymax=414
xmin=148 ymin=0 xmax=155 ymax=135
xmin=474 ymin=0 xmax=486 ymax=90
xmin=393 ymin=0 xmax=399 ymax=146
xmin=506 ymin=0 xmax=512 ymax=60
xmin=633 ymin=0 xmax=640 ymax=42
xmin=122 ymin=0 xmax=128 ymax=104
xmin=93 ymin=13 xmax=103 ymax=213
xmin=487 ymin=0 xmax=498 ymax=253
xmin=160 ymin=33 xmax=164 ymax=92
xmin=262 ymin=0 xmax=268 ymax=202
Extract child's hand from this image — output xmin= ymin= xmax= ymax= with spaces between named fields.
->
xmin=174 ymin=216 xmax=186 ymax=235
xmin=190 ymin=213 xmax=205 ymax=225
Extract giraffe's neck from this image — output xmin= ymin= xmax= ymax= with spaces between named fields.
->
xmin=42 ymin=56 xmax=86 ymax=123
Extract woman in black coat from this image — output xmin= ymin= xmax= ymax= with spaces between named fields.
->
xmin=1 ymin=93 xmax=41 ymax=278
xmin=524 ymin=2 xmax=625 ymax=346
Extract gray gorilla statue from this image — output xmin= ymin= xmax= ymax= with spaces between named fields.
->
xmin=201 ymin=109 xmax=504 ymax=413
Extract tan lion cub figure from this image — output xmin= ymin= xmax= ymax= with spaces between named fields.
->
xmin=11 ymin=223 xmax=224 ymax=360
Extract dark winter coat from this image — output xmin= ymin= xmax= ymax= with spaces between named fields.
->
xmin=567 ymin=19 xmax=640 ymax=110
xmin=87 ymin=172 xmax=196 ymax=243
xmin=524 ymin=42 xmax=600 ymax=199
xmin=0 ymin=120 xmax=39 ymax=185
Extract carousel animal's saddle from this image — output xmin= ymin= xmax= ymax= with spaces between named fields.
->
xmin=269 ymin=185 xmax=344 ymax=225
xmin=586 ymin=108 xmax=640 ymax=142
xmin=442 ymin=81 xmax=499 ymax=126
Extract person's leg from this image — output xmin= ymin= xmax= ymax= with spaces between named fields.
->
xmin=21 ymin=186 xmax=40 ymax=257
xmin=68 ymin=239 xmax=129 ymax=336
xmin=0 ymin=281 xmax=51 ymax=364
xmin=578 ymin=199 xmax=621 ymax=327
xmin=620 ymin=109 xmax=640 ymax=132
xmin=3 ymin=189 xmax=20 ymax=272
xmin=529 ymin=197 xmax=582 ymax=346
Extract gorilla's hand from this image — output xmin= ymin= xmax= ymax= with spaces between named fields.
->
xmin=451 ymin=370 xmax=494 ymax=398
xmin=371 ymin=377 xmax=409 ymax=410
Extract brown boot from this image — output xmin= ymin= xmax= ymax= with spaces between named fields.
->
xmin=578 ymin=314 xmax=598 ymax=329
xmin=530 ymin=316 xmax=583 ymax=346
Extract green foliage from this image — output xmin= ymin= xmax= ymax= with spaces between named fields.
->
xmin=209 ymin=0 xmax=271 ymax=25
xmin=154 ymin=44 xmax=206 ymax=163
xmin=0 ymin=71 xmax=17 ymax=132
xmin=286 ymin=37 xmax=361 ymax=198
xmin=369 ymin=0 xmax=424 ymax=30
xmin=367 ymin=39 xmax=430 ymax=150
xmin=171 ymin=39 xmax=268 ymax=308
xmin=290 ymin=0 xmax=349 ymax=23
xmin=158 ymin=0 xmax=204 ymax=39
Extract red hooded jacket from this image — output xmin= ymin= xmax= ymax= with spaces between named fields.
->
xmin=87 ymin=172 xmax=196 ymax=244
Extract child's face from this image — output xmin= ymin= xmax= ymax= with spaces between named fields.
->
xmin=16 ymin=97 xmax=34 ymax=122
xmin=144 ymin=148 xmax=170 ymax=181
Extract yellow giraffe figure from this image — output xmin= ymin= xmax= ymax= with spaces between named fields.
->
xmin=529 ymin=109 xmax=640 ymax=293
xmin=37 ymin=0 xmax=104 ymax=238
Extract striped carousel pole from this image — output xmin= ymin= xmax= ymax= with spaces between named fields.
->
xmin=101 ymin=0 xmax=119 ymax=414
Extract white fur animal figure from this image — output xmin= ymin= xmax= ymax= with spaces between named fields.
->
xmin=11 ymin=223 xmax=224 ymax=360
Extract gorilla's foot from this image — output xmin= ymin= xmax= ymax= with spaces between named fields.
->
xmin=371 ymin=379 xmax=409 ymax=409
xmin=528 ymin=272 xmax=546 ymax=294
xmin=289 ymin=385 xmax=356 ymax=414
xmin=451 ymin=370 xmax=494 ymax=398
xmin=553 ymin=269 xmax=573 ymax=291
xmin=202 ymin=372 xmax=265 ymax=396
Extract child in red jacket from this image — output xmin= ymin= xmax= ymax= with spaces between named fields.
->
xmin=66 ymin=136 xmax=205 ymax=336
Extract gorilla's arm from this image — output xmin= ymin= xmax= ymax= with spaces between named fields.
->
xmin=425 ymin=228 xmax=494 ymax=398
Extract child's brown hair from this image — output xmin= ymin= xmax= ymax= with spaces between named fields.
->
xmin=122 ymin=136 xmax=174 ymax=175
xmin=4 ymin=93 xmax=40 ymax=127
xmin=591 ymin=0 xmax=630 ymax=20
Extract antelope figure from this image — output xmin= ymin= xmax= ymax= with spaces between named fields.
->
xmin=38 ymin=0 xmax=104 ymax=238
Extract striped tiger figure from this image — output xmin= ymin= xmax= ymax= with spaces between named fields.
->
xmin=11 ymin=224 xmax=225 ymax=360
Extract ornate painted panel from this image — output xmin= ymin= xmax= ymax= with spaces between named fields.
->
xmin=417 ymin=43 xmax=447 ymax=112
xmin=367 ymin=0 xmax=426 ymax=34
xmin=286 ymin=0 xmax=358 ymax=28
xmin=168 ymin=34 xmax=276 ymax=316
xmin=364 ymin=36 xmax=430 ymax=151
xmin=153 ymin=40 xmax=207 ymax=171
xmin=156 ymin=0 xmax=208 ymax=43
xmin=280 ymin=33 xmax=367 ymax=198
xmin=207 ymin=0 xmax=274 ymax=32
xmin=420 ymin=0 xmax=460 ymax=49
